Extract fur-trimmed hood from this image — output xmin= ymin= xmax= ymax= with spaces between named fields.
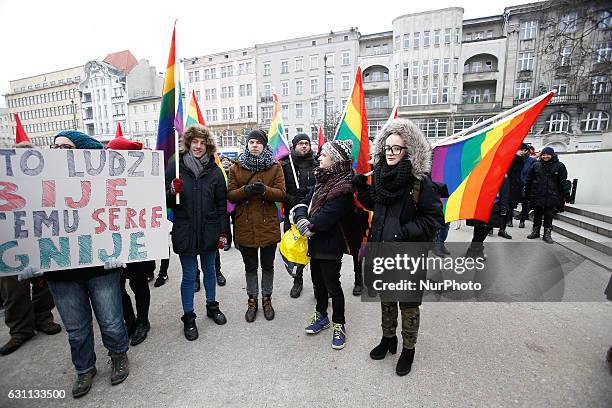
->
xmin=370 ymin=119 xmax=432 ymax=180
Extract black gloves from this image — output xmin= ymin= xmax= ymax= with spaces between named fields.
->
xmin=245 ymin=181 xmax=265 ymax=196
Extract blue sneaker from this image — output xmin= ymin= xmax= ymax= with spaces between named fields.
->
xmin=305 ymin=311 xmax=330 ymax=334
xmin=332 ymin=323 xmax=346 ymax=350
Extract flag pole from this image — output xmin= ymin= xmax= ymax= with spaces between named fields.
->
xmin=174 ymin=19 xmax=180 ymax=205
xmin=273 ymin=91 xmax=300 ymax=188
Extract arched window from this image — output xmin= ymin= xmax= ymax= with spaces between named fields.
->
xmin=546 ymin=112 xmax=570 ymax=133
xmin=583 ymin=111 xmax=609 ymax=131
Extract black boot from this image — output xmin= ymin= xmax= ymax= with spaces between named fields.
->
xmin=109 ymin=352 xmax=129 ymax=385
xmin=527 ymin=225 xmax=541 ymax=239
xmin=216 ymin=270 xmax=226 ymax=286
xmin=154 ymin=271 xmax=168 ymax=288
xmin=543 ymin=227 xmax=554 ymax=244
xmin=245 ymin=296 xmax=258 ymax=323
xmin=72 ymin=367 xmax=97 ymax=398
xmin=130 ymin=321 xmax=150 ymax=346
xmin=290 ymin=276 xmax=303 ymax=298
xmin=181 ymin=312 xmax=198 ymax=341
xmin=195 ymin=270 xmax=201 ymax=293
xmin=369 ymin=336 xmax=398 ymax=360
xmin=262 ymin=296 xmax=275 ymax=321
xmin=519 ymin=220 xmax=525 ymax=228
xmin=465 ymin=242 xmax=487 ymax=261
xmin=498 ymin=229 xmax=512 ymax=239
xmin=396 ymin=347 xmax=416 ymax=376
xmin=206 ymin=301 xmax=227 ymax=325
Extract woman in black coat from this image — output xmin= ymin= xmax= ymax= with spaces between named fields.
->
xmin=293 ymin=139 xmax=355 ymax=351
xmin=167 ymin=125 xmax=230 ymax=340
xmin=353 ymin=119 xmax=444 ymax=376
xmin=524 ymin=146 xmax=569 ymax=244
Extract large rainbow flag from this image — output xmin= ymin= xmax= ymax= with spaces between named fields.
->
xmin=268 ymin=92 xmax=290 ymax=161
xmin=432 ymin=91 xmax=554 ymax=223
xmin=334 ymin=67 xmax=370 ymax=174
xmin=156 ymin=25 xmax=177 ymax=168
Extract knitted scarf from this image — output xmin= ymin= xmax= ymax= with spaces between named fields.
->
xmin=238 ymin=145 xmax=276 ymax=173
xmin=183 ymin=151 xmax=210 ymax=179
xmin=372 ymin=157 xmax=414 ymax=204
xmin=309 ymin=159 xmax=354 ymax=217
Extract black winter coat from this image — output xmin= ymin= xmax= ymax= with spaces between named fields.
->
xmin=524 ymin=156 xmax=569 ymax=209
xmin=281 ymin=151 xmax=318 ymax=218
xmin=488 ymin=176 xmax=510 ymax=228
xmin=294 ymin=189 xmax=354 ymax=260
xmin=166 ymin=154 xmax=229 ymax=255
xmin=507 ymin=155 xmax=524 ymax=206
xmin=357 ymin=175 xmax=444 ymax=244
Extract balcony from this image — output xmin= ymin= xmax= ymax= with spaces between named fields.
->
xmin=260 ymin=96 xmax=273 ymax=103
xmin=363 ymin=80 xmax=390 ymax=92
xmin=463 ymin=70 xmax=498 ymax=83
xmin=111 ymin=95 xmax=124 ymax=100
xmin=113 ymin=113 xmax=126 ymax=119
xmin=516 ymin=70 xmax=533 ymax=80
xmin=512 ymin=98 xmax=532 ymax=106
xmin=460 ymin=101 xmax=501 ymax=112
xmin=365 ymin=107 xmax=392 ymax=118
xmin=550 ymin=95 xmax=578 ymax=104
xmin=588 ymin=93 xmax=612 ymax=103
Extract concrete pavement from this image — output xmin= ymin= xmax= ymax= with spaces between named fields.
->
xmin=0 ymin=223 xmax=611 ymax=408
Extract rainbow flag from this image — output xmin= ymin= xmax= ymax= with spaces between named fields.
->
xmin=334 ymin=67 xmax=370 ymax=174
xmin=432 ymin=91 xmax=554 ymax=223
xmin=185 ymin=90 xmax=205 ymax=127
xmin=267 ymin=92 xmax=290 ymax=161
xmin=156 ymin=25 xmax=177 ymax=168
xmin=174 ymin=80 xmax=185 ymax=135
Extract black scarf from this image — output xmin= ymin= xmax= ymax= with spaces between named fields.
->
xmin=309 ymin=159 xmax=354 ymax=217
xmin=238 ymin=145 xmax=276 ymax=173
xmin=372 ymin=158 xmax=414 ymax=204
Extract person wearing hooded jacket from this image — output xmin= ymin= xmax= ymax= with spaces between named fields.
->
xmin=353 ymin=119 xmax=444 ymax=376
xmin=281 ymin=133 xmax=318 ymax=298
xmin=524 ymin=146 xmax=569 ymax=244
xmin=292 ymin=139 xmax=355 ymax=350
xmin=227 ymin=130 xmax=286 ymax=323
xmin=167 ymin=124 xmax=230 ymax=341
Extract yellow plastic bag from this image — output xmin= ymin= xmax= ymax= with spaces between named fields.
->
xmin=279 ymin=225 xmax=310 ymax=277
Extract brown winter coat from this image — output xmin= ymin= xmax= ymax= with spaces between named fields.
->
xmin=227 ymin=162 xmax=286 ymax=248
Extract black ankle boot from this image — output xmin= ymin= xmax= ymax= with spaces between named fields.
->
xmin=181 ymin=312 xmax=198 ymax=341
xmin=290 ymin=277 xmax=303 ymax=298
xmin=527 ymin=225 xmax=541 ymax=239
xmin=543 ymin=227 xmax=554 ymax=244
xmin=370 ymin=336 xmax=398 ymax=360
xmin=216 ymin=270 xmax=226 ymax=286
xmin=206 ymin=301 xmax=227 ymax=325
xmin=396 ymin=347 xmax=415 ymax=376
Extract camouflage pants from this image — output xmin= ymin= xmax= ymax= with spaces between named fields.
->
xmin=381 ymin=302 xmax=420 ymax=349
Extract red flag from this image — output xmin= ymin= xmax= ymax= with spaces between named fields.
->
xmin=115 ymin=122 xmax=123 ymax=138
xmin=317 ymin=126 xmax=325 ymax=153
xmin=14 ymin=114 xmax=30 ymax=144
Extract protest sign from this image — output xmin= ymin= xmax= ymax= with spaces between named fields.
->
xmin=0 ymin=148 xmax=169 ymax=276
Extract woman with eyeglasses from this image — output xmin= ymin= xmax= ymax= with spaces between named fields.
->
xmin=352 ymin=119 xmax=444 ymax=376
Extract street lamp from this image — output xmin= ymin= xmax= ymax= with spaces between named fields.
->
xmin=323 ymin=55 xmax=327 ymax=139
xmin=71 ymin=99 xmax=77 ymax=130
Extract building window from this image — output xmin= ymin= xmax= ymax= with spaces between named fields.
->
xmin=228 ymin=107 xmax=234 ymax=120
xmin=456 ymin=28 xmax=461 ymax=43
xmin=264 ymin=84 xmax=271 ymax=98
xmin=412 ymin=61 xmax=419 ymax=77
xmin=296 ymin=103 xmax=303 ymax=118
xmin=310 ymin=55 xmax=318 ymax=69
xmin=261 ymin=106 xmax=272 ymax=121
xmin=295 ymin=58 xmax=303 ymax=71
xmin=310 ymin=101 xmax=318 ymax=117
xmin=598 ymin=10 xmax=612 ymax=29
xmin=415 ymin=118 xmax=448 ymax=138
xmin=553 ymin=79 xmax=569 ymax=96
xmin=431 ymin=87 xmax=438 ymax=104
xmin=342 ymin=74 xmax=350 ymax=90
xmin=325 ymin=101 xmax=334 ymax=116
xmin=240 ymin=106 xmax=246 ymax=119
xmin=423 ymin=31 xmax=430 ymax=47
xmin=296 ymin=80 xmax=303 ymax=95
xmin=597 ymin=42 xmax=612 ymax=63
xmin=403 ymin=33 xmax=410 ymax=49
xmin=239 ymin=84 xmax=246 ymax=97
xmin=546 ymin=112 xmax=570 ymax=133
xmin=325 ymin=53 xmax=334 ymax=67
xmin=395 ymin=35 xmax=400 ymax=50
xmin=281 ymin=60 xmax=289 ymax=74
xmin=592 ymin=75 xmax=610 ymax=94
xmin=434 ymin=30 xmax=441 ymax=46
xmin=518 ymin=52 xmax=534 ymax=71
xmin=432 ymin=59 xmax=439 ymax=75
xmin=413 ymin=32 xmax=420 ymax=48
xmin=421 ymin=60 xmax=429 ymax=77
xmin=560 ymin=46 xmax=572 ymax=66
xmin=520 ymin=21 xmax=537 ymax=40
xmin=264 ymin=63 xmax=271 ymax=76
xmin=342 ymin=51 xmax=350 ymax=66
xmin=444 ymin=28 xmax=451 ymax=44
xmin=204 ymin=69 xmax=210 ymax=80
xmin=560 ymin=12 xmax=578 ymax=33
xmin=247 ymin=105 xmax=253 ymax=118
xmin=220 ymin=66 xmax=227 ymax=78
xmin=443 ymin=58 xmax=450 ymax=74
xmin=326 ymin=77 xmax=334 ymax=92
xmin=281 ymin=82 xmax=289 ymax=97
xmin=310 ymin=78 xmax=318 ymax=94
xmin=515 ymin=81 xmax=532 ymax=99
xmin=246 ymin=84 xmax=252 ymax=96
xmin=583 ymin=111 xmax=609 ymax=131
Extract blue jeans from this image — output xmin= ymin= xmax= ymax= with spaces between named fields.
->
xmin=47 ymin=271 xmax=128 ymax=375
xmin=435 ymin=223 xmax=450 ymax=248
xmin=179 ymin=251 xmax=217 ymax=314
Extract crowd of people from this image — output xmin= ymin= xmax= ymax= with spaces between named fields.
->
xmin=1 ymin=119 xmax=582 ymax=398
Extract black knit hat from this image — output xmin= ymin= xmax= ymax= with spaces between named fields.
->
xmin=541 ymin=146 xmax=555 ymax=156
xmin=247 ymin=129 xmax=268 ymax=147
xmin=292 ymin=133 xmax=311 ymax=149
xmin=519 ymin=143 xmax=530 ymax=151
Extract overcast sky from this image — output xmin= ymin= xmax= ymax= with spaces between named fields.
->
xmin=0 ymin=0 xmax=536 ymax=108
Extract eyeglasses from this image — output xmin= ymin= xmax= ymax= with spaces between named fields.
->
xmin=383 ymin=145 xmax=407 ymax=155
xmin=50 ymin=144 xmax=74 ymax=149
